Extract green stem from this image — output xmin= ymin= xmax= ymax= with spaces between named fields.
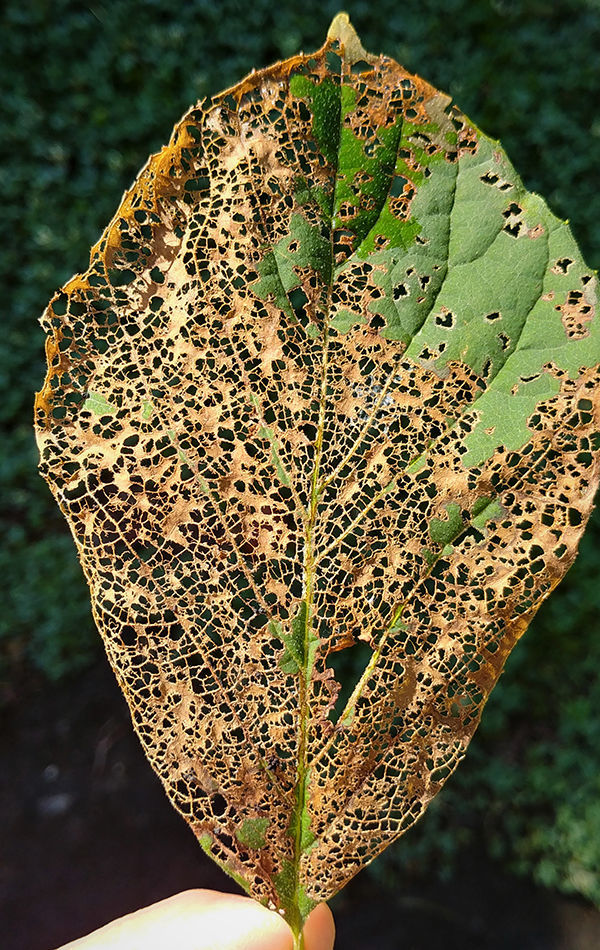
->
xmin=292 ymin=928 xmax=305 ymax=950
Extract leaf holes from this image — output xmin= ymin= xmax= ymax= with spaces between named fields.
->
xmin=480 ymin=171 xmax=499 ymax=185
xmin=393 ymin=283 xmax=409 ymax=300
xmin=289 ymin=287 xmax=308 ymax=320
xmin=351 ymin=59 xmax=372 ymax=74
xmin=327 ymin=640 xmax=374 ymax=724
xmin=211 ymin=794 xmax=227 ymax=816
xmin=108 ymin=267 xmax=136 ymax=287
xmin=185 ymin=175 xmax=210 ymax=192
xmin=390 ymin=175 xmax=408 ymax=198
xmin=503 ymin=202 xmax=522 ymax=216
xmin=300 ymin=422 xmax=317 ymax=441
xmin=120 ymin=625 xmax=137 ymax=647
xmin=290 ymin=578 xmax=302 ymax=599
xmin=337 ymin=200 xmax=356 ymax=221
xmin=52 ymin=292 xmax=69 ymax=315
xmin=435 ymin=309 xmax=454 ymax=328
xmin=485 ymin=311 xmax=501 ymax=322
xmin=297 ymin=100 xmax=312 ymax=122
xmin=503 ymin=221 xmax=522 ymax=238
xmin=553 ymin=257 xmax=573 ymax=275
xmin=218 ymin=426 xmax=235 ymax=445
xmin=132 ymin=541 xmax=158 ymax=563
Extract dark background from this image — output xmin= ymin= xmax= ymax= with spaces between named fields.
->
xmin=2 ymin=1 xmax=600 ymax=947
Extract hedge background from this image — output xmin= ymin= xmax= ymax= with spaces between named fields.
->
xmin=2 ymin=0 xmax=600 ymax=907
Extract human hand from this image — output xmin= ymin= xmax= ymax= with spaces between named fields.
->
xmin=56 ymin=888 xmax=335 ymax=950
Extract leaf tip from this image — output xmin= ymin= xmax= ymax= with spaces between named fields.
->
xmin=327 ymin=12 xmax=370 ymax=63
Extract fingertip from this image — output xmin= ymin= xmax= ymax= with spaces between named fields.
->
xmin=58 ymin=889 xmax=294 ymax=950
xmin=303 ymin=902 xmax=336 ymax=950
xmin=57 ymin=890 xmax=334 ymax=950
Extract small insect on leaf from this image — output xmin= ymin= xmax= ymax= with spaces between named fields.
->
xmin=35 ymin=11 xmax=600 ymax=939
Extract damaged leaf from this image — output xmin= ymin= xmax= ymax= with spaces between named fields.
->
xmin=35 ymin=12 xmax=600 ymax=942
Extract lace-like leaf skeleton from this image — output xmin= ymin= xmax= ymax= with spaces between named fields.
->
xmin=35 ymin=13 xmax=600 ymax=943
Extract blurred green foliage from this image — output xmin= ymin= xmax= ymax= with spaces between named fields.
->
xmin=2 ymin=0 xmax=599 ymax=905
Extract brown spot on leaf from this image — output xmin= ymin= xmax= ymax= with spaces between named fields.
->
xmin=560 ymin=289 xmax=595 ymax=339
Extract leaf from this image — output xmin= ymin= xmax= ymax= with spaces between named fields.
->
xmin=35 ymin=12 xmax=600 ymax=938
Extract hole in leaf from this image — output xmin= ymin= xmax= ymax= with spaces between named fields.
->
xmin=327 ymin=640 xmax=374 ymax=724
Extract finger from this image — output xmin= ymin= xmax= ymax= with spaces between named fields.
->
xmin=56 ymin=889 xmax=294 ymax=950
xmin=302 ymin=902 xmax=336 ymax=950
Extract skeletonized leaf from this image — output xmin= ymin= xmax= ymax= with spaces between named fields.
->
xmin=35 ymin=13 xmax=600 ymax=935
